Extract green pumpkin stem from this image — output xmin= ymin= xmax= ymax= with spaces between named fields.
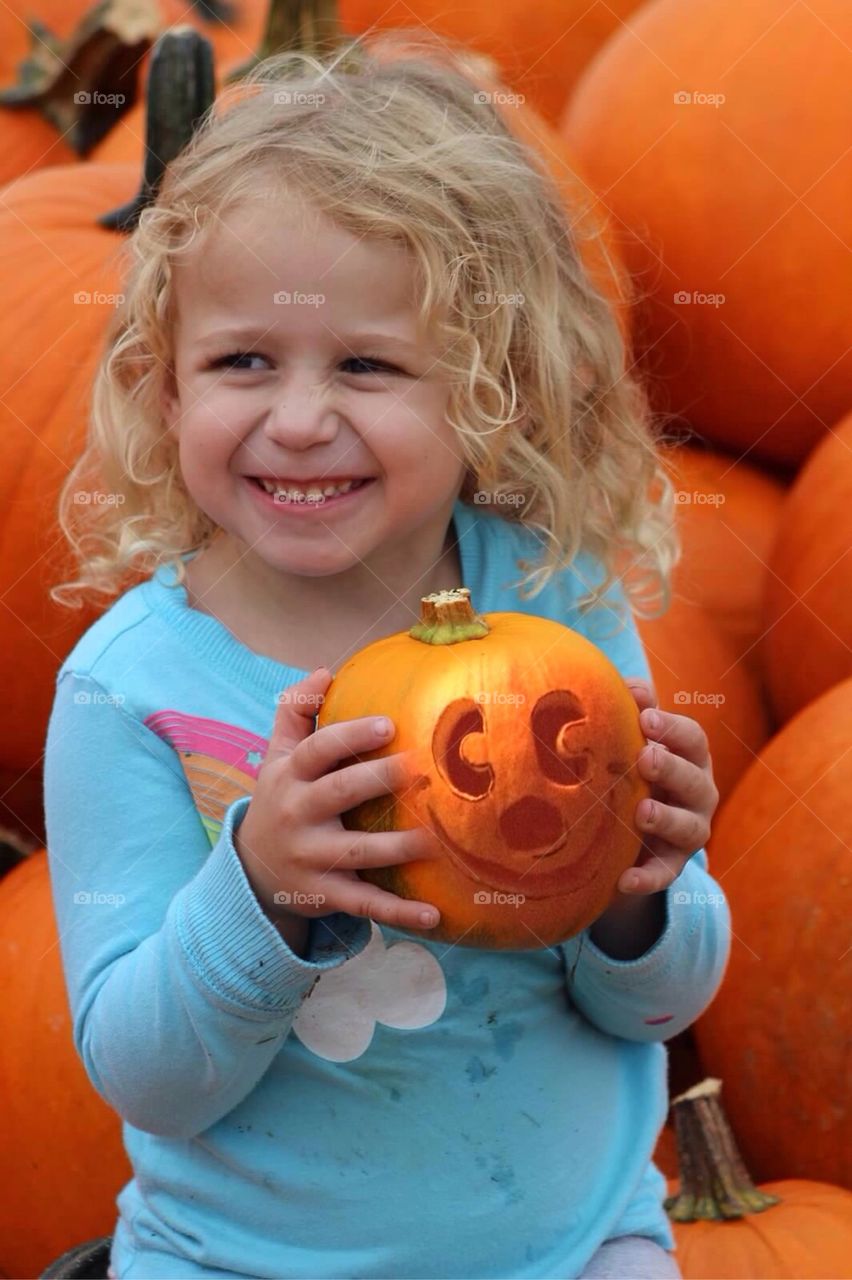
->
xmin=664 ymin=1077 xmax=781 ymax=1222
xmin=99 ymin=27 xmax=215 ymax=232
xmin=409 ymin=588 xmax=491 ymax=646
xmin=225 ymin=0 xmax=343 ymax=84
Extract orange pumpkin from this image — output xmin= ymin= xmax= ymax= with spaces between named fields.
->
xmin=560 ymin=0 xmax=852 ymax=468
xmin=637 ymin=596 xmax=770 ymax=806
xmin=0 ymin=29 xmax=213 ymax=850
xmin=660 ymin=443 xmax=788 ymax=678
xmin=0 ymin=851 xmax=130 ymax=1278
xmin=664 ymin=1078 xmax=852 ymax=1279
xmin=316 ymin=587 xmax=650 ymax=949
xmin=692 ymin=678 xmax=852 ymax=1189
xmin=761 ymin=409 xmax=852 ymax=726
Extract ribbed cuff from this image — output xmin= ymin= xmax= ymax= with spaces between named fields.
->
xmin=174 ymin=795 xmax=373 ymax=1015
xmin=565 ymin=855 xmax=712 ymax=987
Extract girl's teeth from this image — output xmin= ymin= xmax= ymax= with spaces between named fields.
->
xmin=259 ymin=478 xmax=358 ymax=501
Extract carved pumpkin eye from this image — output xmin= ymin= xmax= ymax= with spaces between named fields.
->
xmin=531 ymin=689 xmax=591 ymax=786
xmin=432 ymin=697 xmax=494 ymax=800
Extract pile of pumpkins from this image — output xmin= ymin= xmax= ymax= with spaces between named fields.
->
xmin=0 ymin=0 xmax=850 ymax=1275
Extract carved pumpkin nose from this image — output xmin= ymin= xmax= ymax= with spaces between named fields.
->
xmin=499 ymin=795 xmax=564 ymax=854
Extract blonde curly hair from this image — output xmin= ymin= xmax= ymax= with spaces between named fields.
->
xmin=49 ymin=29 xmax=680 ymax=621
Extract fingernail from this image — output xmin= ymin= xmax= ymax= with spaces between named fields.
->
xmin=375 ymin=717 xmax=393 ymax=736
xmin=419 ymin=909 xmax=439 ymax=926
xmin=642 ymin=709 xmax=661 ymax=732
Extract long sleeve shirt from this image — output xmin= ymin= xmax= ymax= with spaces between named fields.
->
xmin=43 ymin=497 xmax=732 ymax=1279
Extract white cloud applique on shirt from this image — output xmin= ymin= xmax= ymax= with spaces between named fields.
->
xmin=292 ymin=922 xmax=448 ymax=1063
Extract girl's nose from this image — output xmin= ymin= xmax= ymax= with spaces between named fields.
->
xmin=262 ymin=368 xmax=340 ymax=448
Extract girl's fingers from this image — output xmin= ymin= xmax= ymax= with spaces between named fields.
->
xmin=635 ymin=795 xmax=711 ymax=854
xmin=333 ymin=881 xmax=440 ymax=931
xmin=640 ymin=707 xmax=712 ymax=769
xmin=637 ymin=743 xmax=718 ymax=812
xmin=619 ymin=848 xmax=689 ymax=895
xmin=624 ymin=679 xmax=658 ymax=714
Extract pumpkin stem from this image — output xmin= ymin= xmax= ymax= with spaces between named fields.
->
xmin=409 ymin=588 xmax=491 ymax=645
xmin=0 ymin=0 xmax=161 ymax=154
xmin=664 ymin=1077 xmax=781 ymax=1222
xmin=99 ymin=27 xmax=215 ymax=232
xmin=225 ymin=0 xmax=343 ymax=83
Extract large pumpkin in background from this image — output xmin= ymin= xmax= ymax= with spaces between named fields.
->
xmin=660 ymin=442 xmax=787 ymax=680
xmin=693 ymin=678 xmax=852 ymax=1190
xmin=317 ymin=588 xmax=651 ymax=949
xmin=761 ymin=410 xmax=852 ymax=726
xmin=637 ymin=597 xmax=770 ymax=806
xmin=0 ymin=160 xmax=147 ymax=848
xmin=0 ymin=852 xmax=130 ymax=1278
xmin=561 ymin=0 xmax=852 ymax=468
xmin=338 ymin=0 xmax=647 ymax=127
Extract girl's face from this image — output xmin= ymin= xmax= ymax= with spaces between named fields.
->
xmin=162 ymin=192 xmax=468 ymax=586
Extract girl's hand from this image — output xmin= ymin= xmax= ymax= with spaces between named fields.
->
xmin=617 ymin=678 xmax=721 ymax=896
xmin=234 ymin=668 xmax=440 ymax=933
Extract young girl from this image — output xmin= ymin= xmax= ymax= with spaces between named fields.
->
xmin=44 ymin=33 xmax=729 ymax=1280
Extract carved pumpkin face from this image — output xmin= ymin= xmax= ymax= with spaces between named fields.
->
xmin=316 ymin=592 xmax=650 ymax=950
xmin=422 ymin=687 xmax=636 ymax=900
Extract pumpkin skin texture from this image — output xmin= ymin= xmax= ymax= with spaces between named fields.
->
xmin=660 ymin=443 xmax=787 ymax=678
xmin=0 ymin=161 xmax=148 ymax=847
xmin=561 ymin=0 xmax=852 ymax=467
xmin=0 ymin=852 xmax=130 ymax=1279
xmin=316 ymin=594 xmax=650 ymax=950
xmin=339 ymin=0 xmax=646 ymax=127
xmin=692 ymin=678 xmax=852 ymax=1189
xmin=666 ymin=1176 xmax=852 ymax=1280
xmin=761 ymin=409 xmax=852 ymax=726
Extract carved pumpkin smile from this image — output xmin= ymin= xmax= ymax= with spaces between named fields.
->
xmin=426 ymin=801 xmax=607 ymax=898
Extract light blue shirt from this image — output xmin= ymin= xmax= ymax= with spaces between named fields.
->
xmin=44 ymin=499 xmax=731 ymax=1278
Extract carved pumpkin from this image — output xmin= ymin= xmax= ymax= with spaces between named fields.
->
xmin=664 ymin=1079 xmax=852 ymax=1280
xmin=316 ymin=588 xmax=650 ymax=949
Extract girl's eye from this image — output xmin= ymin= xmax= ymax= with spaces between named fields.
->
xmin=342 ymin=356 xmax=399 ymax=375
xmin=206 ymin=352 xmax=403 ymax=375
xmin=208 ymin=352 xmax=268 ymax=371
